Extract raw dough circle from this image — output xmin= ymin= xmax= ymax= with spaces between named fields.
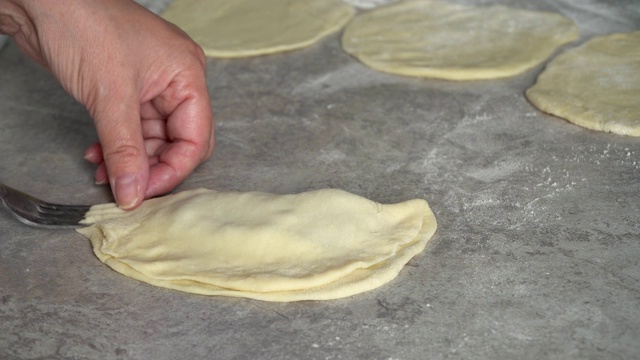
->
xmin=341 ymin=0 xmax=579 ymax=80
xmin=526 ymin=31 xmax=640 ymax=136
xmin=78 ymin=188 xmax=437 ymax=302
xmin=161 ymin=0 xmax=355 ymax=58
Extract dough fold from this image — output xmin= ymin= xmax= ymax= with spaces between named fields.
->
xmin=78 ymin=188 xmax=437 ymax=302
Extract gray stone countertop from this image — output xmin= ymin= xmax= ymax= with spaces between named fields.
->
xmin=1 ymin=1 xmax=639 ymax=359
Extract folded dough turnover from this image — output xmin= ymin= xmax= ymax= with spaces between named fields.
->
xmin=78 ymin=189 xmax=437 ymax=301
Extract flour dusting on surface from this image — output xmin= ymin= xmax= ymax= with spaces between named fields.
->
xmin=343 ymin=0 xmax=398 ymax=9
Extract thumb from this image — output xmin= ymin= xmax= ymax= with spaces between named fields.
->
xmin=91 ymin=92 xmax=149 ymax=210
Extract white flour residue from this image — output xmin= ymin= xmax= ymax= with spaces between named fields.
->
xmin=318 ymin=149 xmax=347 ymax=164
xmin=508 ymin=168 xmax=575 ymax=225
xmin=292 ymin=63 xmax=398 ymax=96
xmin=548 ymin=0 xmax=640 ymax=36
xmin=466 ymin=190 xmax=500 ymax=209
xmin=510 ymin=142 xmax=640 ymax=225
xmin=592 ymin=144 xmax=638 ymax=168
xmin=343 ymin=0 xmax=398 ymax=9
xmin=523 ymin=161 xmax=580 ymax=208
xmin=554 ymin=143 xmax=639 ymax=170
xmin=443 ymin=113 xmax=509 ymax=154
xmin=466 ymin=160 xmax=522 ymax=184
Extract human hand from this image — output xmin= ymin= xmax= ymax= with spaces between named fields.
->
xmin=0 ymin=0 xmax=215 ymax=209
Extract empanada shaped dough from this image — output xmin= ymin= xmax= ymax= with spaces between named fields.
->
xmin=78 ymin=189 xmax=437 ymax=302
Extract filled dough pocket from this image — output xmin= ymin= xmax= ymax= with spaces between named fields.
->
xmin=78 ymin=188 xmax=437 ymax=301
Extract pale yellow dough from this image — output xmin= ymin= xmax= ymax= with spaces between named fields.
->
xmin=342 ymin=0 xmax=579 ymax=80
xmin=161 ymin=0 xmax=354 ymax=58
xmin=77 ymin=188 xmax=437 ymax=302
xmin=526 ymin=31 xmax=640 ymax=136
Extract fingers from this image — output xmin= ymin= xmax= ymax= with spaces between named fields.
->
xmin=94 ymin=163 xmax=108 ymax=185
xmin=139 ymin=68 xmax=214 ymax=198
xmin=91 ymin=88 xmax=149 ymax=210
xmin=12 ymin=0 xmax=213 ymax=209
xmin=147 ymin=94 xmax=214 ymax=198
xmin=85 ymin=90 xmax=213 ymax=202
xmin=84 ymin=143 xmax=103 ymax=164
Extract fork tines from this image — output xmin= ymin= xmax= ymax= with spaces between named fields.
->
xmin=0 ymin=184 xmax=92 ymax=228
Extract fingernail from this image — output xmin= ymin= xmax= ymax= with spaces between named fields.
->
xmin=114 ymin=174 xmax=140 ymax=210
xmin=95 ymin=172 xmax=108 ymax=185
xmin=84 ymin=150 xmax=100 ymax=163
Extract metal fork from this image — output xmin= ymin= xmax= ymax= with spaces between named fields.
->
xmin=0 ymin=183 xmax=91 ymax=229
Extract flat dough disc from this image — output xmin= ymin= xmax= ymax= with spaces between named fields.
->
xmin=526 ymin=31 xmax=640 ymax=136
xmin=341 ymin=0 xmax=579 ymax=80
xmin=161 ymin=0 xmax=354 ymax=58
xmin=77 ymin=189 xmax=437 ymax=302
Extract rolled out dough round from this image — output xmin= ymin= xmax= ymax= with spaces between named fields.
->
xmin=526 ymin=31 xmax=640 ymax=136
xmin=161 ymin=0 xmax=355 ymax=58
xmin=341 ymin=0 xmax=579 ymax=80
xmin=77 ymin=188 xmax=437 ymax=302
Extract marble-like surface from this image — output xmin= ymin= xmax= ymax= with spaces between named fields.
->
xmin=1 ymin=1 xmax=639 ymax=359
